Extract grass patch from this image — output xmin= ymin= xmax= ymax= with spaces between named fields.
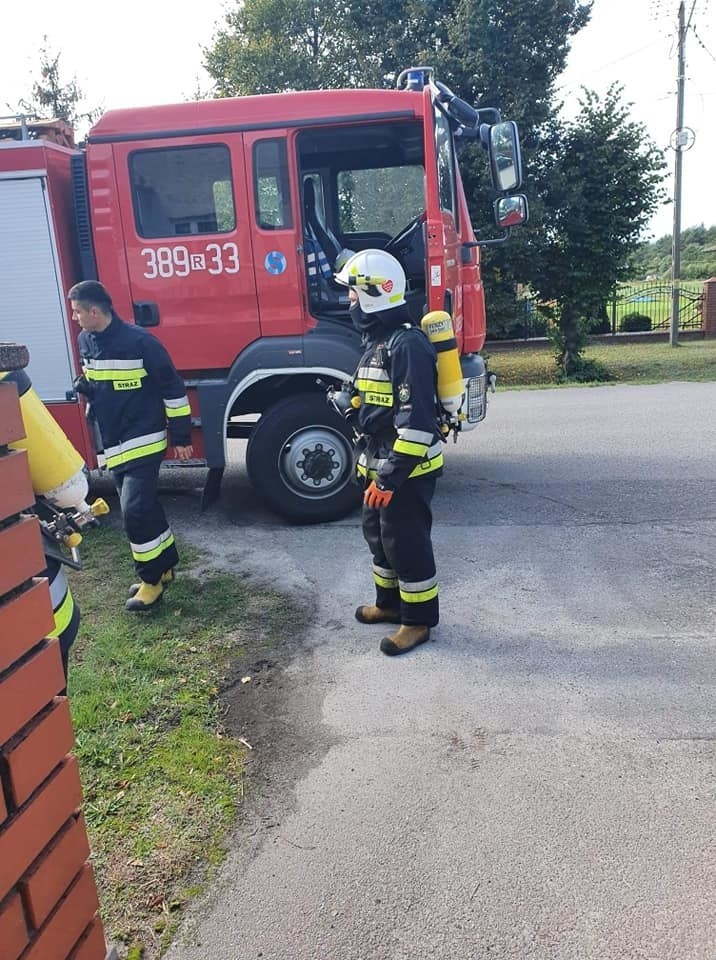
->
xmin=487 ymin=337 xmax=716 ymax=388
xmin=67 ymin=524 xmax=307 ymax=958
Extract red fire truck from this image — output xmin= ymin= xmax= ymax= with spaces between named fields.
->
xmin=0 ymin=68 xmax=526 ymax=521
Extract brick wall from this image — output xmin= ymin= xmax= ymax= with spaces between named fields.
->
xmin=702 ymin=278 xmax=716 ymax=336
xmin=0 ymin=347 xmax=110 ymax=960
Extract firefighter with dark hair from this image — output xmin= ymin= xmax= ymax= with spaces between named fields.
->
xmin=68 ymin=280 xmax=193 ymax=612
xmin=333 ymin=249 xmax=443 ymax=656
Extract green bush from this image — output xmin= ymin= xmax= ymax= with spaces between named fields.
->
xmin=619 ymin=311 xmax=652 ymax=332
xmin=555 ymin=356 xmax=614 ymax=384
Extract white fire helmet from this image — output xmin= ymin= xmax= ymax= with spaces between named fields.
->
xmin=334 ymin=249 xmax=407 ymax=314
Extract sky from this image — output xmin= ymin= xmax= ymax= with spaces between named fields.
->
xmin=2 ymin=0 xmax=714 ymax=240
xmin=559 ymin=0 xmax=716 ymax=239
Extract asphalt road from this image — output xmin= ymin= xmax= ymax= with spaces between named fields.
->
xmin=163 ymin=382 xmax=716 ymax=960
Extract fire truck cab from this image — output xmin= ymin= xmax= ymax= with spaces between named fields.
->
xmin=0 ymin=69 xmax=526 ymax=521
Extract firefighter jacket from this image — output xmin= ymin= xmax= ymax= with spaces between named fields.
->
xmin=78 ymin=312 xmax=191 ymax=473
xmin=354 ymin=322 xmax=444 ymax=491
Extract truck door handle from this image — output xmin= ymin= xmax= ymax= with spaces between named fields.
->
xmin=133 ymin=301 xmax=160 ymax=327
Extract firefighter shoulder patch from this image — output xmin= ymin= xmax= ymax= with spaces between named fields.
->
xmin=398 ymin=383 xmax=411 ymax=403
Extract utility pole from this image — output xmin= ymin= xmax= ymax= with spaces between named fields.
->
xmin=669 ymin=0 xmax=698 ymax=346
xmin=670 ymin=0 xmax=686 ymax=346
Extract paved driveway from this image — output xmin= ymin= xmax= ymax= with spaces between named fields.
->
xmin=166 ymin=382 xmax=716 ymax=960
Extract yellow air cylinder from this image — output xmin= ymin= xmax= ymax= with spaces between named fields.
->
xmin=1 ymin=369 xmax=90 ymax=511
xmin=420 ymin=310 xmax=464 ymax=413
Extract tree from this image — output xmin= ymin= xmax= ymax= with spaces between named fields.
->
xmin=432 ymin=0 xmax=593 ymax=340
xmin=205 ymin=0 xmax=375 ymax=95
xmin=528 ymin=86 xmax=667 ymax=377
xmin=16 ymin=40 xmax=100 ymax=130
xmin=629 ymin=225 xmax=716 ymax=281
xmin=204 ymin=0 xmax=588 ymax=101
xmin=436 ymin=0 xmax=591 ymax=131
xmin=204 ymin=0 xmax=594 ymax=343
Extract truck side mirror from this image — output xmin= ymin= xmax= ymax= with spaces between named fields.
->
xmin=462 ymin=193 xmax=529 ymax=251
xmin=494 ymin=194 xmax=529 ymax=230
xmin=489 ymin=121 xmax=523 ymax=192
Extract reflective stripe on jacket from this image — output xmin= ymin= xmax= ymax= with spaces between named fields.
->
xmin=47 ymin=563 xmax=75 ymax=638
xmin=78 ymin=312 xmax=191 ymax=472
xmin=353 ymin=325 xmax=443 ymax=490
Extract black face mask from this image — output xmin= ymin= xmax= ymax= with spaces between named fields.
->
xmin=350 ymin=301 xmax=377 ymax=336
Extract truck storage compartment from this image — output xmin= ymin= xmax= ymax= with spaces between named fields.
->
xmin=0 ymin=177 xmax=76 ymax=402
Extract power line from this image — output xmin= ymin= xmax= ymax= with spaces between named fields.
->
xmin=554 ymin=38 xmax=665 ymax=96
xmin=576 ymin=39 xmax=664 ymax=75
xmin=691 ymin=24 xmax=716 ymax=61
xmin=650 ymin=0 xmax=681 ymax=35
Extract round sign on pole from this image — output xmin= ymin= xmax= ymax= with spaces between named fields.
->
xmin=669 ymin=126 xmax=696 ymax=151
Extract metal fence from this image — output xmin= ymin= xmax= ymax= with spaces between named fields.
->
xmin=491 ymin=281 xmax=705 ymax=341
xmin=609 ymin=281 xmax=704 ymax=333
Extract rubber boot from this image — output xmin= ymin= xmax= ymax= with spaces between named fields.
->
xmin=379 ymin=624 xmax=430 ymax=656
xmin=125 ymin=580 xmax=164 ymax=612
xmin=128 ymin=568 xmax=174 ymax=599
xmin=355 ymin=605 xmax=401 ymax=625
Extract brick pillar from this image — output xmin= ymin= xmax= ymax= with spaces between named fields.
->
xmin=0 ymin=345 xmax=110 ymax=960
xmin=702 ymin=278 xmax=716 ymax=335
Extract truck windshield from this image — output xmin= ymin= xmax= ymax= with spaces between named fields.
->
xmin=337 ymin=166 xmax=424 ymax=237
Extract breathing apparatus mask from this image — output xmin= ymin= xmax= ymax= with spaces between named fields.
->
xmin=349 ymin=300 xmax=376 ymax=336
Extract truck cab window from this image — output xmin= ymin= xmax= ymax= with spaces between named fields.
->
xmin=130 ymin=145 xmax=236 ymax=238
xmin=337 ymin=166 xmax=424 ymax=237
xmin=297 ymin=120 xmax=426 ymax=320
xmin=254 ymin=139 xmax=292 ymax=229
xmin=434 ymin=107 xmax=457 ymax=222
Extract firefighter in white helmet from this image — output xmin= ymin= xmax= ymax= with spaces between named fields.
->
xmin=334 ymin=249 xmax=443 ymax=656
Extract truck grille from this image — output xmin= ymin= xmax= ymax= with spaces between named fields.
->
xmin=465 ymin=374 xmax=488 ymax=423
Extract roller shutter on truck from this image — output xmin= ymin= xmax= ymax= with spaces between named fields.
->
xmin=0 ymin=175 xmax=76 ymax=401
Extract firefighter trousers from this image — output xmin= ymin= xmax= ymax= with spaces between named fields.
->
xmin=361 ymin=474 xmax=439 ymax=627
xmin=114 ymin=459 xmax=179 ymax=585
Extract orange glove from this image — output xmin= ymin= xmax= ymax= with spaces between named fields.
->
xmin=364 ymin=480 xmax=394 ymax=509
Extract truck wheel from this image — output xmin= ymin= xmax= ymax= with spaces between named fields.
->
xmin=246 ymin=393 xmax=361 ymax=523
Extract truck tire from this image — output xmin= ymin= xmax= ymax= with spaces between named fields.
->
xmin=246 ymin=393 xmax=361 ymax=523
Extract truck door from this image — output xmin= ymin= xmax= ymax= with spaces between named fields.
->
xmin=422 ymin=85 xmax=462 ymax=335
xmin=244 ymin=133 xmax=305 ymax=337
xmin=112 ymin=136 xmax=260 ymax=371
